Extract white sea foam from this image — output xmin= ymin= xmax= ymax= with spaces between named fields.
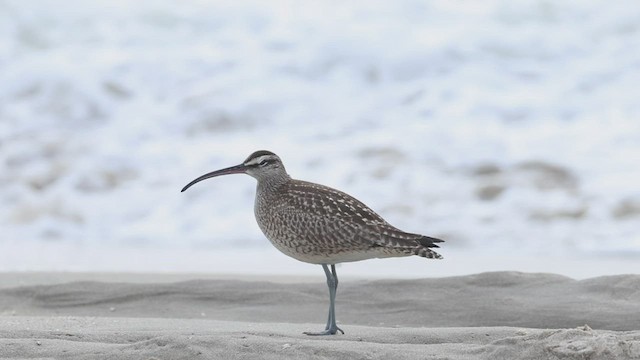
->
xmin=1 ymin=0 xmax=639 ymax=275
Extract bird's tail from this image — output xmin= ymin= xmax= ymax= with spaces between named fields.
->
xmin=412 ymin=235 xmax=444 ymax=259
xmin=371 ymin=226 xmax=444 ymax=259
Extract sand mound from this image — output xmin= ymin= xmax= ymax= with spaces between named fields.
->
xmin=1 ymin=271 xmax=639 ymax=359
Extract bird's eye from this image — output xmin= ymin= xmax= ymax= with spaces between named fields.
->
xmin=259 ymin=160 xmax=269 ymax=166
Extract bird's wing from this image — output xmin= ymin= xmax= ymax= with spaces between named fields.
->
xmin=281 ymin=180 xmax=444 ymax=257
xmin=284 ymin=180 xmax=389 ymax=226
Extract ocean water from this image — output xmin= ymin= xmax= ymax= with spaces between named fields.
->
xmin=1 ymin=0 xmax=639 ymax=277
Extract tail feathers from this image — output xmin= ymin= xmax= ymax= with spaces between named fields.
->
xmin=412 ymin=245 xmax=443 ymax=259
xmin=417 ymin=235 xmax=444 ymax=248
xmin=415 ymin=235 xmax=444 ymax=259
xmin=370 ymin=227 xmax=444 ymax=260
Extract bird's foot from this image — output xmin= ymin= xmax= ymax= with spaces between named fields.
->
xmin=303 ymin=326 xmax=344 ymax=336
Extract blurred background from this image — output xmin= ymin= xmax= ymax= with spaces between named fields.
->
xmin=1 ymin=0 xmax=639 ymax=278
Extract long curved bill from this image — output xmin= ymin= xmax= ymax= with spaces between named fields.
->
xmin=181 ymin=164 xmax=247 ymax=192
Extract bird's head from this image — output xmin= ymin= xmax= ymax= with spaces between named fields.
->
xmin=181 ymin=150 xmax=288 ymax=192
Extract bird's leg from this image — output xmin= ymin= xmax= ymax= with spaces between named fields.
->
xmin=324 ymin=264 xmax=335 ymax=331
xmin=328 ymin=264 xmax=344 ymax=334
xmin=303 ymin=264 xmax=344 ymax=336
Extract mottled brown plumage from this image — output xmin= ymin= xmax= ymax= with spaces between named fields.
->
xmin=256 ymin=178 xmax=443 ymax=264
xmin=181 ymin=150 xmax=444 ymax=335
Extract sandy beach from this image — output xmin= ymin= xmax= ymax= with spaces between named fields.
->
xmin=1 ymin=271 xmax=639 ymax=359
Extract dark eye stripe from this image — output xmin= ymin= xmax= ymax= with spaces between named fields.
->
xmin=247 ymin=155 xmax=278 ymax=167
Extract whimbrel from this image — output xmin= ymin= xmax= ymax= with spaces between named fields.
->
xmin=181 ymin=150 xmax=444 ymax=335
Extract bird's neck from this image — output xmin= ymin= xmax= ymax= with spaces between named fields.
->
xmin=256 ymin=173 xmax=291 ymax=195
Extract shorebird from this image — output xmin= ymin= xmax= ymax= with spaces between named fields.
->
xmin=181 ymin=150 xmax=444 ymax=335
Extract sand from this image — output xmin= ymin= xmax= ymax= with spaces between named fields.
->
xmin=1 ymin=271 xmax=639 ymax=359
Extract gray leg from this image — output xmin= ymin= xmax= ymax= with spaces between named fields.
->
xmin=303 ymin=264 xmax=344 ymax=336
xmin=328 ymin=264 xmax=343 ymax=334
